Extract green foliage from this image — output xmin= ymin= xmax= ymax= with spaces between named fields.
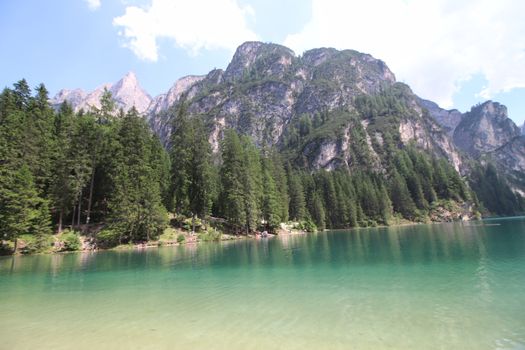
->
xmin=108 ymin=108 xmax=169 ymax=243
xmin=469 ymin=163 xmax=524 ymax=215
xmin=1 ymin=75 xmax=522 ymax=254
xmin=169 ymin=102 xmax=213 ymax=220
xmin=287 ymin=166 xmax=306 ymax=221
xmin=296 ymin=219 xmax=317 ymax=233
xmin=96 ymin=229 xmax=120 ymax=249
xmin=197 ymin=228 xmax=222 ymax=242
xmin=60 ymin=231 xmax=81 ymax=251
xmin=176 ymin=233 xmax=185 ymax=243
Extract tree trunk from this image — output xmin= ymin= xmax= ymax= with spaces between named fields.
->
xmin=13 ymin=237 xmax=18 ymax=255
xmin=192 ymin=213 xmax=196 ymax=234
xmin=58 ymin=209 xmax=63 ymax=233
xmin=71 ymin=203 xmax=76 ymax=230
xmin=86 ymin=165 xmax=95 ymax=224
xmin=77 ymin=189 xmax=82 ymax=227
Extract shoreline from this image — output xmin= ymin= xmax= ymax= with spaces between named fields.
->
xmin=2 ymin=205 xmax=493 ymax=257
xmin=0 ymin=226 xmax=310 ymax=257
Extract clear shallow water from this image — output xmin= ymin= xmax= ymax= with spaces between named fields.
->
xmin=1 ymin=218 xmax=525 ymax=350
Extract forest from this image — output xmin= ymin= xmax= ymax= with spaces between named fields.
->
xmin=0 ymin=79 xmax=522 ymax=254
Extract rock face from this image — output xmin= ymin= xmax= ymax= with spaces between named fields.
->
xmin=453 ymin=101 xmax=521 ymax=156
xmin=50 ymin=72 xmax=152 ymax=114
xmin=417 ymin=98 xmax=463 ymax=135
xmin=421 ymin=99 xmax=525 ymax=190
xmin=147 ymin=75 xmax=206 ymax=115
xmin=449 ymin=101 xmax=525 ymax=187
xmin=146 ymin=42 xmax=397 ymax=147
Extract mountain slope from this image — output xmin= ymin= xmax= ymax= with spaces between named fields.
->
xmin=143 ymin=42 xmax=465 ymax=176
xmin=49 ymin=41 xmax=525 ymax=197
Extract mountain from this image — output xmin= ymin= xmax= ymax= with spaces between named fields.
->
xmin=424 ymin=99 xmax=525 ymax=190
xmin=453 ymin=101 xmax=521 ymax=156
xmin=416 ymin=98 xmax=462 ymax=135
xmin=142 ymin=42 xmax=465 ymax=174
xmin=50 ymin=41 xmax=525 ymax=194
xmin=50 ymin=72 xmax=152 ymax=114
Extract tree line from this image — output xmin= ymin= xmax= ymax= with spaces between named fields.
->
xmin=0 ymin=79 xmax=522 ymax=253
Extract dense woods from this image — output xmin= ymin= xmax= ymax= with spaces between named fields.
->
xmin=0 ymin=79 xmax=522 ymax=254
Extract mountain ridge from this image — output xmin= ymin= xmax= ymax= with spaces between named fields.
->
xmin=49 ymin=41 xmax=525 ymax=192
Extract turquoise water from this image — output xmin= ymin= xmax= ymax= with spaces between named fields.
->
xmin=1 ymin=218 xmax=525 ymax=349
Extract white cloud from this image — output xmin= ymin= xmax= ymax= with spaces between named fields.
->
xmin=85 ymin=0 xmax=101 ymax=11
xmin=113 ymin=0 xmax=257 ymax=62
xmin=284 ymin=0 xmax=525 ymax=108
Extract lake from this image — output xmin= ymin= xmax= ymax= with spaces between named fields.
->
xmin=1 ymin=218 xmax=525 ymax=349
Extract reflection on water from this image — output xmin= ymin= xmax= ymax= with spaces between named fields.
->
xmin=1 ymin=218 xmax=525 ymax=350
xmin=2 ymin=220 xmax=524 ymax=275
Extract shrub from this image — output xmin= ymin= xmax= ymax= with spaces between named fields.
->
xmin=297 ymin=220 xmax=317 ymax=233
xmin=182 ymin=217 xmax=202 ymax=232
xmin=96 ymin=229 xmax=120 ymax=249
xmin=61 ymin=231 xmax=81 ymax=251
xmin=176 ymin=234 xmax=185 ymax=243
xmin=18 ymin=234 xmax=39 ymax=254
xmin=0 ymin=241 xmax=15 ymax=255
xmin=198 ymin=229 xmax=222 ymax=242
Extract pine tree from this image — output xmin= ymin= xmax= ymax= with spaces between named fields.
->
xmin=389 ymin=169 xmax=417 ymax=219
xmin=219 ymin=130 xmax=247 ymax=232
xmin=109 ymin=108 xmax=167 ymax=242
xmin=240 ymin=135 xmax=262 ymax=233
xmin=269 ymin=151 xmax=289 ymax=222
xmin=287 ymin=167 xmax=306 ymax=221
xmin=310 ymin=191 xmax=326 ymax=231
xmin=261 ymin=156 xmax=281 ymax=230
xmin=0 ymin=165 xmax=51 ymax=250
xmin=169 ymin=102 xmax=192 ymax=214
xmin=188 ymin=117 xmax=213 ymax=227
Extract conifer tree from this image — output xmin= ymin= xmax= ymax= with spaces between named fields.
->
xmin=219 ymin=130 xmax=246 ymax=232
xmin=169 ymin=102 xmax=192 ymax=214
xmin=0 ymin=165 xmax=51 ymax=250
xmin=109 ymin=108 xmax=167 ymax=242
xmin=261 ymin=156 xmax=281 ymax=230
xmin=240 ymin=135 xmax=262 ymax=233
xmin=389 ymin=169 xmax=417 ymax=219
xmin=287 ymin=168 xmax=306 ymax=221
xmin=188 ymin=117 xmax=213 ymax=227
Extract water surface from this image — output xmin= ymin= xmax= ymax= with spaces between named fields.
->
xmin=1 ymin=218 xmax=525 ymax=349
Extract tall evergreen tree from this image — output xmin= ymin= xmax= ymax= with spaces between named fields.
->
xmin=287 ymin=167 xmax=306 ymax=221
xmin=240 ymin=135 xmax=262 ymax=233
xmin=261 ymin=156 xmax=281 ymax=230
xmin=219 ymin=130 xmax=247 ymax=232
xmin=389 ymin=169 xmax=417 ymax=220
xmin=169 ymin=102 xmax=192 ymax=214
xmin=108 ymin=108 xmax=167 ymax=242
xmin=188 ymin=117 xmax=213 ymax=227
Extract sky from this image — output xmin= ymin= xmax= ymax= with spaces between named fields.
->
xmin=1 ymin=0 xmax=524 ymax=125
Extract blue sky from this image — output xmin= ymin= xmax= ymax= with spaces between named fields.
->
xmin=1 ymin=0 xmax=524 ymax=125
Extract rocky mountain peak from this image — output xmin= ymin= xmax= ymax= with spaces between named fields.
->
xmin=453 ymin=100 xmax=521 ymax=156
xmin=50 ymin=71 xmax=152 ymax=114
xmin=223 ymin=41 xmax=296 ymax=81
xmin=302 ymin=48 xmax=339 ymax=66
xmin=109 ymin=71 xmax=152 ymax=114
xmin=113 ymin=71 xmax=139 ymax=90
xmin=473 ymin=100 xmax=509 ymax=120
